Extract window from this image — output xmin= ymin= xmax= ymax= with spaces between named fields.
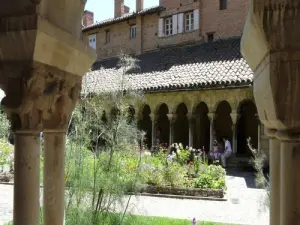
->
xmin=88 ymin=34 xmax=96 ymax=49
xmin=164 ymin=17 xmax=173 ymax=36
xmin=185 ymin=12 xmax=194 ymax=31
xmin=130 ymin=25 xmax=136 ymax=39
xmin=105 ymin=30 xmax=110 ymax=43
xmin=220 ymin=0 xmax=228 ymax=10
xmin=207 ymin=32 xmax=215 ymax=42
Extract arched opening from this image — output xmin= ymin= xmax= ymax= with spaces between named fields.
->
xmin=127 ymin=105 xmax=135 ymax=123
xmin=237 ymin=100 xmax=258 ymax=156
xmin=156 ymin=103 xmax=170 ymax=147
xmin=194 ymin=102 xmax=210 ymax=152
xmin=110 ymin=107 xmax=119 ymax=121
xmin=174 ymin=103 xmax=189 ymax=146
xmin=138 ymin=105 xmax=152 ymax=149
xmin=215 ymin=101 xmax=233 ymax=144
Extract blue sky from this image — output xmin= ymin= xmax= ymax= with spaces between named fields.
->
xmin=85 ymin=0 xmax=159 ymax=22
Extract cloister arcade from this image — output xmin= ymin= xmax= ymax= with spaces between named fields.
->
xmin=110 ymin=88 xmax=265 ymax=156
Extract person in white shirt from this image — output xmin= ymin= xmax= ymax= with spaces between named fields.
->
xmin=221 ymin=136 xmax=232 ymax=168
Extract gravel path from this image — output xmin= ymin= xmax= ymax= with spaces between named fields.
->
xmin=0 ymin=169 xmax=269 ymax=225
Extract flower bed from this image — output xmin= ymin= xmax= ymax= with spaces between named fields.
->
xmin=136 ymin=143 xmax=227 ymax=198
xmin=139 ymin=185 xmax=224 ymax=198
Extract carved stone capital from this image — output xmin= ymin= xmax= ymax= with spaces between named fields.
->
xmin=241 ymin=1 xmax=300 ymax=132
xmin=230 ymin=113 xmax=240 ymax=125
xmin=150 ymin=113 xmax=158 ymax=122
xmin=167 ymin=113 xmax=177 ymax=124
xmin=186 ymin=113 xmax=195 ymax=121
xmin=207 ymin=112 xmax=215 ymax=121
xmin=1 ymin=62 xmax=82 ymax=132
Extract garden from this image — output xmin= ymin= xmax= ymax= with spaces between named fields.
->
xmin=0 ymin=54 xmax=227 ymax=225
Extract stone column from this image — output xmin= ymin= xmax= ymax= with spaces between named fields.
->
xmin=167 ymin=114 xmax=176 ymax=146
xmin=208 ymin=113 xmax=215 ymax=152
xmin=275 ymin=131 xmax=300 ymax=225
xmin=256 ymin=114 xmax=262 ymax=151
xmin=150 ymin=114 xmax=157 ymax=149
xmin=230 ymin=113 xmax=240 ymax=155
xmin=266 ymin=129 xmax=281 ymax=225
xmin=43 ymin=131 xmax=67 ymax=225
xmin=13 ymin=131 xmax=41 ymax=225
xmin=187 ymin=113 xmax=194 ymax=147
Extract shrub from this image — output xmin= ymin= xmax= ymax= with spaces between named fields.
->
xmin=194 ymin=165 xmax=226 ymax=190
xmin=164 ymin=162 xmax=186 ymax=187
xmin=0 ymin=140 xmax=13 ymax=168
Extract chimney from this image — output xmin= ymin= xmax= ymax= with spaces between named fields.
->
xmin=124 ymin=5 xmax=130 ymax=14
xmin=82 ymin=10 xmax=94 ymax=27
xmin=115 ymin=0 xmax=125 ymax=18
xmin=136 ymin=0 xmax=144 ymax=12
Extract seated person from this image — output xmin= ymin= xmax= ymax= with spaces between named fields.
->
xmin=209 ymin=140 xmax=222 ymax=161
xmin=221 ymin=136 xmax=233 ymax=168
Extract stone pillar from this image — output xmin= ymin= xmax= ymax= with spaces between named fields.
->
xmin=187 ymin=113 xmax=194 ymax=147
xmin=266 ymin=129 xmax=281 ymax=225
xmin=13 ymin=131 xmax=41 ymax=225
xmin=150 ymin=114 xmax=157 ymax=149
xmin=275 ymin=131 xmax=300 ymax=225
xmin=256 ymin=114 xmax=261 ymax=151
xmin=241 ymin=2 xmax=300 ymax=225
xmin=230 ymin=113 xmax=240 ymax=155
xmin=167 ymin=114 xmax=176 ymax=146
xmin=43 ymin=131 xmax=67 ymax=225
xmin=208 ymin=113 xmax=215 ymax=152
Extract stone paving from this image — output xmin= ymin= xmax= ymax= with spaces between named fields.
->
xmin=0 ymin=168 xmax=269 ymax=225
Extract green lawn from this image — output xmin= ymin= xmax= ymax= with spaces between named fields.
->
xmin=120 ymin=215 xmax=235 ymax=225
xmin=6 ymin=212 xmax=236 ymax=225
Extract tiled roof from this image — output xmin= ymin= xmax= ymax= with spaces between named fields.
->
xmin=83 ymin=37 xmax=254 ymax=94
xmin=82 ymin=6 xmax=165 ymax=32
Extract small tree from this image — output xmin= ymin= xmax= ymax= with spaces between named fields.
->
xmin=65 ymin=53 xmax=145 ymax=225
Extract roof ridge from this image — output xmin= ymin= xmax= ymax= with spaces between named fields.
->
xmin=83 ymin=6 xmax=165 ymax=31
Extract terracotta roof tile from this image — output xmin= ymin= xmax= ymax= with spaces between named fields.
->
xmin=83 ymin=37 xmax=254 ymax=94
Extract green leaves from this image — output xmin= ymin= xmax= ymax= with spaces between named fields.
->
xmin=193 ymin=165 xmax=226 ymax=190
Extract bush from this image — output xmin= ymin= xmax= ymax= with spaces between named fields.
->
xmin=0 ymin=140 xmax=13 ymax=168
xmin=194 ymin=165 xmax=226 ymax=190
xmin=164 ymin=162 xmax=186 ymax=187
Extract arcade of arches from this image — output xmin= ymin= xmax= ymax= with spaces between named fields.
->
xmin=134 ymin=88 xmax=269 ymax=157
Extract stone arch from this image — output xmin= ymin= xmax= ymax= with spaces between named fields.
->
xmin=237 ymin=100 xmax=258 ymax=156
xmin=127 ymin=105 xmax=135 ymax=123
xmin=214 ymin=101 xmax=233 ymax=143
xmin=138 ymin=105 xmax=152 ymax=149
xmin=174 ymin=103 xmax=189 ymax=146
xmin=194 ymin=102 xmax=210 ymax=151
xmin=156 ymin=103 xmax=170 ymax=147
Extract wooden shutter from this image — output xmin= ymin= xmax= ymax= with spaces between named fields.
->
xmin=194 ymin=9 xmax=199 ymax=30
xmin=178 ymin=13 xmax=184 ymax=33
xmin=158 ymin=18 xmax=164 ymax=37
xmin=172 ymin=14 xmax=178 ymax=35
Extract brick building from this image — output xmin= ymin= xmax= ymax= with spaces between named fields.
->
xmin=82 ymin=0 xmax=269 ymax=163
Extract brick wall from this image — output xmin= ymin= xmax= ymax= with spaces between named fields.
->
xmin=82 ymin=10 xmax=94 ymax=27
xmin=201 ymin=0 xmax=248 ymax=40
xmin=83 ymin=0 xmax=248 ymax=59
